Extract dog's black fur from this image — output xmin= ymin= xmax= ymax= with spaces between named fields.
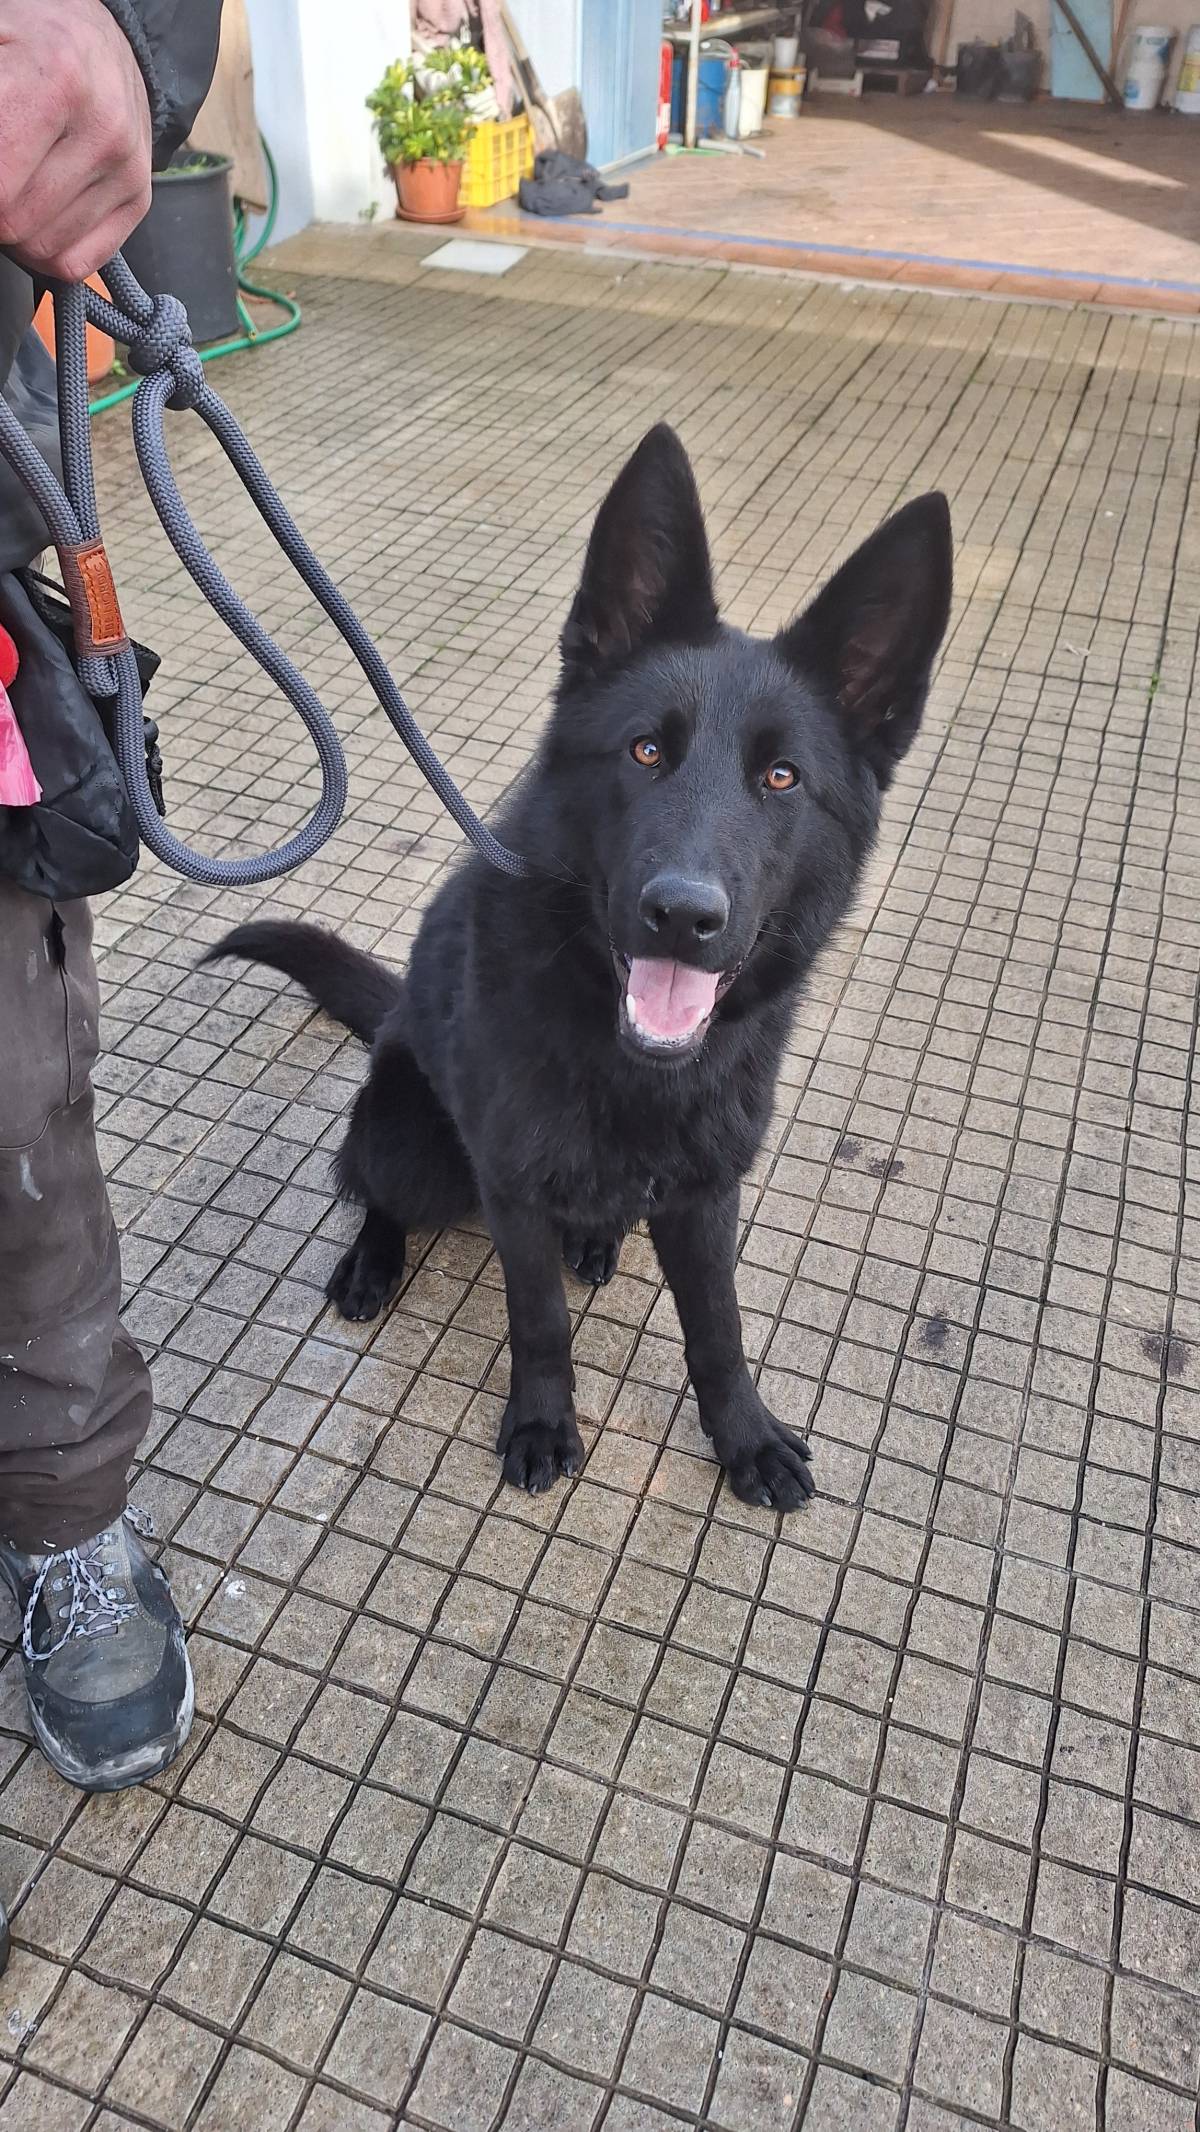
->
xmin=208 ymin=427 xmax=952 ymax=1514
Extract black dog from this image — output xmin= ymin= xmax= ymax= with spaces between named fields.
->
xmin=208 ymin=426 xmax=951 ymax=1514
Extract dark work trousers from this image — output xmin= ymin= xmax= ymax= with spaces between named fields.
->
xmin=0 ymin=881 xmax=149 ymax=1550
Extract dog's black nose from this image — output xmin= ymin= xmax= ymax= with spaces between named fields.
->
xmin=638 ymin=873 xmax=730 ymax=948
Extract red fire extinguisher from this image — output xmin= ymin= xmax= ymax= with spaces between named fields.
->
xmin=658 ymin=40 xmax=673 ymax=150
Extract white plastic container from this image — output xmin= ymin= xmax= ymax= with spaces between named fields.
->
xmin=773 ymin=33 xmax=800 ymax=67
xmin=1123 ymin=24 xmax=1173 ymax=109
xmin=1175 ymin=23 xmax=1200 ymax=110
xmin=739 ymin=57 xmax=772 ymax=134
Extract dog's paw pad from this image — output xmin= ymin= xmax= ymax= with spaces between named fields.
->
xmin=727 ymin=1420 xmax=815 ymax=1513
xmin=326 ymin=1243 xmax=399 ymax=1322
xmin=563 ymin=1231 xmax=623 ymax=1287
xmin=497 ymin=1407 xmax=584 ymax=1494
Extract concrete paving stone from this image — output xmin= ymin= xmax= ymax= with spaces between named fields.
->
xmin=102 ymin=2006 xmax=222 ymax=2122
xmin=22 ymin=1972 xmax=139 ymax=2091
xmin=1104 ymin=2066 xmax=1199 ymax=2132
xmin=620 ymin=1991 xmax=721 ymax=2113
xmin=649 ymin=1899 xmax=746 ymax=2016
xmin=240 ymin=1948 xmax=351 ymax=2064
xmin=0 ymin=2075 xmax=91 ymax=2132
xmin=295 ymin=2089 xmax=390 ymax=2132
xmin=822 ymin=1966 xmax=918 ymax=2085
xmin=806 ymin=2062 xmax=904 ymax=2129
xmin=449 ymin=1925 xmax=551 ymax=2041
xmin=566 ymin=1871 xmax=660 ymax=1980
xmin=189 ymin=2045 xmax=306 ymax=2132
xmin=914 ymin=1999 xmax=1009 ymax=2119
xmin=709 ymin=2026 xmax=809 ymax=2131
xmin=502 ymin=2056 xmax=602 ymax=2132
xmin=321 ymin=1988 xmax=430 ymax=2105
xmin=535 ymin=1960 xmax=634 ymax=2082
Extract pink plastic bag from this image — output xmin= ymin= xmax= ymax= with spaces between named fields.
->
xmin=0 ymin=679 xmax=40 ymax=805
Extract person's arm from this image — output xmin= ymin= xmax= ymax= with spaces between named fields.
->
xmin=100 ymin=0 xmax=224 ymax=168
xmin=0 ymin=0 xmax=222 ymax=283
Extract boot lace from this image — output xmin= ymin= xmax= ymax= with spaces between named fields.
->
xmin=21 ymin=1506 xmax=155 ymax=1666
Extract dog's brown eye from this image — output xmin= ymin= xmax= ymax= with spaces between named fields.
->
xmin=765 ymin=761 xmax=798 ymax=792
xmin=631 ymin=737 xmax=660 ymax=768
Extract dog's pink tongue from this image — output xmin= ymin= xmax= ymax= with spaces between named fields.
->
xmin=627 ymin=958 xmax=720 ymax=1041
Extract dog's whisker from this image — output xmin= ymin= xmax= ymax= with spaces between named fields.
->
xmin=543 ymin=922 xmax=593 ymax=969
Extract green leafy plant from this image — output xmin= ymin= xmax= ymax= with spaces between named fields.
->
xmin=416 ymin=42 xmax=492 ymax=93
xmin=367 ymin=52 xmax=482 ymax=168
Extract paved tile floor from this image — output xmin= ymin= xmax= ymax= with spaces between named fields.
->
xmin=2 ymin=233 xmax=1199 ymax=2131
xmin=468 ymin=97 xmax=1200 ymax=312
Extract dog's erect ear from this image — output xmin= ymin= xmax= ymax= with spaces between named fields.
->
xmin=777 ymin=493 xmax=952 ymax=780
xmin=560 ymin=425 xmax=718 ymax=683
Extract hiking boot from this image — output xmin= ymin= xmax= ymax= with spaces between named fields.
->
xmin=0 ymin=1509 xmax=193 ymax=1792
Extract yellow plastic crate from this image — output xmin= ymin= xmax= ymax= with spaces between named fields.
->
xmin=459 ymin=117 xmax=535 ymax=209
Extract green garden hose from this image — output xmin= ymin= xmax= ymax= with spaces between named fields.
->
xmin=88 ymin=136 xmax=300 ymax=417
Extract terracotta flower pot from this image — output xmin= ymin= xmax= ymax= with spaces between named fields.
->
xmin=394 ymin=158 xmax=464 ymax=224
xmin=33 ymin=276 xmax=115 ymax=384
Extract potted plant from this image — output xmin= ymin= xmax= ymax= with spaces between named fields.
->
xmin=33 ymin=274 xmax=115 ymax=384
xmin=120 ymin=149 xmax=239 ymax=344
xmin=412 ymin=41 xmax=496 ymax=116
xmin=367 ymin=58 xmax=479 ymax=225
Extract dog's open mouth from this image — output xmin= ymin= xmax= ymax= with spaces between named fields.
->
xmin=613 ymin=951 xmax=738 ymax=1058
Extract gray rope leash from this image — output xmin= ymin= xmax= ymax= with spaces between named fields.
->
xmin=0 ymin=255 xmax=531 ymax=886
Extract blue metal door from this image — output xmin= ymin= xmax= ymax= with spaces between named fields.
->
xmin=580 ymin=0 xmax=661 ymax=170
xmin=1050 ymin=0 xmax=1111 ymax=101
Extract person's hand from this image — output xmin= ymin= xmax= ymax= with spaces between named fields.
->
xmin=0 ymin=0 xmax=153 ymax=282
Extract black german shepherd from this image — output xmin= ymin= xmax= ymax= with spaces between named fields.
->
xmin=209 ymin=427 xmax=951 ymax=1515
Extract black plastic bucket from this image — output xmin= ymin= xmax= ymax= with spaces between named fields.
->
xmin=121 ymin=151 xmax=238 ymax=346
xmin=956 ymin=40 xmax=1001 ymax=96
xmin=997 ymin=48 xmax=1041 ymax=100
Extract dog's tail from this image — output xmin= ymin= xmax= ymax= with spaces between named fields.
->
xmin=204 ymin=921 xmax=401 ymax=1044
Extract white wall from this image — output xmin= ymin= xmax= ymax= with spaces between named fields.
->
xmin=245 ymin=0 xmax=411 ymax=240
xmin=243 ymin=0 xmax=312 ymax=239
xmin=298 ymin=0 xmax=408 ymax=223
xmin=510 ymin=0 xmax=581 ymax=98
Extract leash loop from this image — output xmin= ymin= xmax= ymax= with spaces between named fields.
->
xmin=0 ymin=250 xmax=532 ymax=886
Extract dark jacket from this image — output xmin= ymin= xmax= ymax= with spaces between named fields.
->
xmin=0 ymin=0 xmax=223 ymax=896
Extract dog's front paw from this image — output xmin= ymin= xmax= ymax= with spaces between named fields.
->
xmin=326 ymin=1238 xmax=399 ymax=1321
xmin=563 ymin=1230 xmax=623 ymax=1286
xmin=497 ymin=1399 xmax=584 ymax=1494
xmin=722 ymin=1414 xmax=815 ymax=1513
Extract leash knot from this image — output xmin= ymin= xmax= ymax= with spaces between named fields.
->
xmin=126 ymin=292 xmax=205 ymax=410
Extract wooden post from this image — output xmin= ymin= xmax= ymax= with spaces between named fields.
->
xmin=932 ymin=0 xmax=957 ymax=72
xmin=190 ymin=0 xmax=269 ymax=210
xmin=685 ymin=0 xmax=703 ymax=149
